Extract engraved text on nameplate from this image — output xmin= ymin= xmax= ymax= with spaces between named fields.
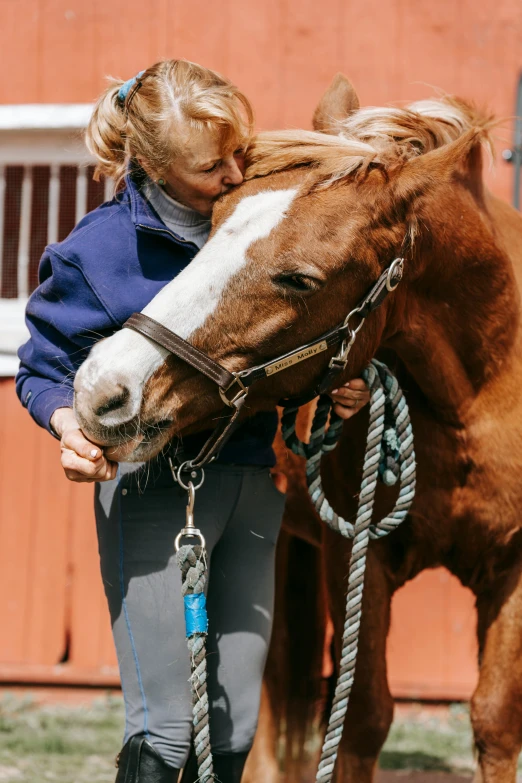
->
xmin=265 ymin=341 xmax=328 ymax=376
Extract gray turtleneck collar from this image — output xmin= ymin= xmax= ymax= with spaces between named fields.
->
xmin=143 ymin=178 xmax=211 ymax=250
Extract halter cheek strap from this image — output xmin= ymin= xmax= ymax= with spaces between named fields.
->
xmin=124 ymin=314 xmax=236 ymax=389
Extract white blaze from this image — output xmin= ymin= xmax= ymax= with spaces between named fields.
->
xmin=142 ymin=187 xmax=298 ymax=339
xmin=77 ymin=188 xmax=298 ymax=405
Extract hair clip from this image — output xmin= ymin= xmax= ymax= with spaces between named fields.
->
xmin=118 ymin=70 xmax=146 ymax=108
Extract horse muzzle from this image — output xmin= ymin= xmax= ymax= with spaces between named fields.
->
xmin=73 ymin=360 xmax=174 ymax=461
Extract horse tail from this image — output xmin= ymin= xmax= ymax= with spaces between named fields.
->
xmin=284 ymin=530 xmax=329 ymax=782
xmin=261 ymin=406 xmax=329 ymax=781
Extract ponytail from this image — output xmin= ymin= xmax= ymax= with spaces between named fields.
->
xmin=85 ymin=80 xmax=128 ymax=184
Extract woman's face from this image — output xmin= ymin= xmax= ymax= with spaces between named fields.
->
xmin=161 ymin=126 xmax=246 ymax=217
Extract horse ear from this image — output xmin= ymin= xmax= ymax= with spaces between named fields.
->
xmin=394 ymin=127 xmax=486 ymax=203
xmin=313 ymin=73 xmax=360 ymax=134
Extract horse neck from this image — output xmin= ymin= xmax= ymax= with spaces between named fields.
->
xmin=384 ymin=193 xmax=521 ymax=419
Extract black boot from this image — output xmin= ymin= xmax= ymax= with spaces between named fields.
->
xmin=180 ymin=747 xmax=249 ymax=783
xmin=115 ymin=735 xmax=180 ymax=782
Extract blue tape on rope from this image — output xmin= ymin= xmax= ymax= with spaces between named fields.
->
xmin=184 ymin=593 xmax=208 ymax=636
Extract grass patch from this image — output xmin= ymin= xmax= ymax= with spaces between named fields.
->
xmin=0 ymin=692 xmax=124 ymax=782
xmin=380 ymin=704 xmax=474 ymax=774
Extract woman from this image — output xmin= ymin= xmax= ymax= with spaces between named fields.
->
xmin=16 ymin=59 xmax=369 ymax=782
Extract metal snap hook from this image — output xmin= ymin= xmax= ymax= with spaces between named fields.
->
xmin=185 ymin=482 xmax=196 ymax=527
xmin=174 ymin=529 xmax=206 ymax=552
xmin=174 ymin=480 xmax=207 ymax=552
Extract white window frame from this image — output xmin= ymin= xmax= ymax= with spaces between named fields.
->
xmin=0 ymin=104 xmax=109 ymax=376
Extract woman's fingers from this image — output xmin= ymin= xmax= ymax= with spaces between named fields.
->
xmin=61 ymin=448 xmax=116 ymax=482
xmin=329 ymin=377 xmax=370 ymax=420
xmin=62 ymin=454 xmax=117 ymax=482
xmin=60 ymin=428 xmax=118 ymax=483
xmin=330 ymin=387 xmax=368 ymax=403
xmin=344 ymin=378 xmax=368 ymax=391
xmin=61 ymin=427 xmax=102 ymax=460
xmin=54 ymin=413 xmax=117 ymax=483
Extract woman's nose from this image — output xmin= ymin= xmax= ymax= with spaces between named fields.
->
xmin=223 ymin=158 xmax=244 ymax=186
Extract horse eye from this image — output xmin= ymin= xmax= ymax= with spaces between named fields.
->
xmin=275 ymin=274 xmax=318 ymax=293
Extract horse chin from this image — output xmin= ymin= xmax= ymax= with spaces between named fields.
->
xmin=103 ymin=430 xmax=171 ymax=463
xmin=104 ymin=436 xmax=144 ymax=462
xmin=79 ymin=416 xmax=173 ymax=464
xmin=104 ymin=437 xmax=168 ymax=462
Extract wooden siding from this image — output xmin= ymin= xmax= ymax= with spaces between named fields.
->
xmin=1 ymin=1 xmax=521 ymax=205
xmin=0 ymin=0 xmax=520 ymax=697
xmin=0 ymin=379 xmax=118 ymax=684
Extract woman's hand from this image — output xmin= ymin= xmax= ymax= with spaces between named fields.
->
xmin=329 ymin=378 xmax=370 ymax=420
xmin=50 ymin=407 xmax=118 ymax=483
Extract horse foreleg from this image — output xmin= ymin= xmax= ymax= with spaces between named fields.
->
xmin=471 ymin=562 xmax=522 ymax=783
xmin=325 ymin=536 xmax=394 ymax=783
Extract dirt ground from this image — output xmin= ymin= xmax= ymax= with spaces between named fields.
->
xmin=2 ymin=690 xmax=515 ymax=783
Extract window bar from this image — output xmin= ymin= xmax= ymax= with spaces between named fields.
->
xmin=48 ymin=164 xmax=60 ymax=246
xmin=75 ymin=166 xmax=88 ymax=224
xmin=0 ymin=165 xmax=5 ymax=292
xmin=17 ymin=165 xmax=33 ymax=299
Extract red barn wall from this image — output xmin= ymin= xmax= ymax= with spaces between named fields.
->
xmin=1 ymin=0 xmax=521 ymax=697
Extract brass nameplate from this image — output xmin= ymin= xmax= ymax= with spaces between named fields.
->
xmin=265 ymin=340 xmax=328 ymax=376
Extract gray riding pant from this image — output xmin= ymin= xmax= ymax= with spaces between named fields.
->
xmin=95 ymin=463 xmax=285 ymax=768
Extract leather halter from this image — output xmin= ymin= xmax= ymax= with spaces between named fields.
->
xmin=123 ymin=257 xmax=405 ymax=469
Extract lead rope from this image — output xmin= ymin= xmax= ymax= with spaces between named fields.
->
xmin=281 ymin=359 xmax=416 ymax=783
xmin=172 ymin=468 xmax=214 ymax=782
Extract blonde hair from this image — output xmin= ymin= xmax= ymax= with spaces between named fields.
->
xmin=86 ymin=59 xmax=255 ymax=187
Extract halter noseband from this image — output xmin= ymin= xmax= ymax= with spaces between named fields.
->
xmin=123 ymin=257 xmax=405 ymax=469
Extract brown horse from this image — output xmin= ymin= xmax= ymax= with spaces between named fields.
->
xmin=74 ymin=76 xmax=522 ymax=783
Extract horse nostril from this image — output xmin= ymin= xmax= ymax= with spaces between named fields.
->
xmin=94 ymin=386 xmax=130 ymax=418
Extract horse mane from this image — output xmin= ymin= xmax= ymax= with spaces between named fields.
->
xmin=245 ymin=96 xmax=495 ymax=187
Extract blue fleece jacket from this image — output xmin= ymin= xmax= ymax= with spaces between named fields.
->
xmin=16 ymin=173 xmax=277 ymax=466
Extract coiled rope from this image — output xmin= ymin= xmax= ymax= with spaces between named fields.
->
xmin=176 ymin=545 xmax=214 ymax=782
xmin=281 ymin=359 xmax=416 ymax=783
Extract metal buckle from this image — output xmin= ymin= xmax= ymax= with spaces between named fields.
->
xmin=330 ymin=330 xmax=356 ymax=368
xmin=386 ymin=257 xmax=405 ymax=291
xmin=328 ymin=355 xmax=348 ymax=370
xmin=219 ymin=374 xmax=248 ymax=408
